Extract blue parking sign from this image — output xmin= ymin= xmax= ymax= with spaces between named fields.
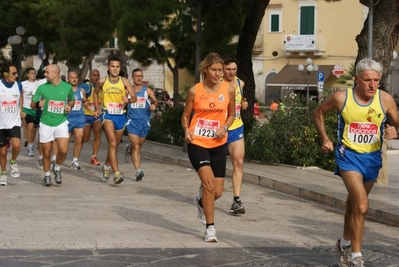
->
xmin=317 ymin=71 xmax=324 ymax=82
xmin=38 ymin=42 xmax=44 ymax=60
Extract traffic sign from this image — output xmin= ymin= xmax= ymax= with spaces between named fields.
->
xmin=332 ymin=63 xmax=345 ymax=78
xmin=317 ymin=71 xmax=325 ymax=82
xmin=38 ymin=42 xmax=44 ymax=60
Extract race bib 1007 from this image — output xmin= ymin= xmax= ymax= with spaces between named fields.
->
xmin=347 ymin=122 xmax=378 ymax=144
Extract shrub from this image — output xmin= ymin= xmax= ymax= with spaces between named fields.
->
xmin=147 ymin=106 xmax=185 ymax=146
xmin=245 ymin=91 xmax=337 ymax=171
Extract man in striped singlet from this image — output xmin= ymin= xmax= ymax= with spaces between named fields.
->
xmin=313 ymin=58 xmax=399 ymax=267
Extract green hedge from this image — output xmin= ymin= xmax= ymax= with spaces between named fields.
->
xmin=244 ymin=93 xmax=337 ymax=171
xmin=148 ymin=93 xmax=337 ymax=171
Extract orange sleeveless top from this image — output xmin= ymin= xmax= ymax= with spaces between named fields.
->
xmin=189 ymin=81 xmax=230 ymax=148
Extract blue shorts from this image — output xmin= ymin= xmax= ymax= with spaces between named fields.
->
xmin=100 ymin=112 xmax=126 ymax=131
xmin=68 ymin=120 xmax=85 ymax=133
xmin=85 ymin=115 xmax=100 ymax=126
xmin=334 ymin=144 xmax=381 ymax=183
xmin=126 ymin=119 xmax=151 ymax=138
xmin=227 ymin=125 xmax=244 ymax=144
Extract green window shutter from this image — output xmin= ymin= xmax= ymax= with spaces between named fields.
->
xmin=271 ymin=14 xmax=279 ymax=32
xmin=300 ymin=6 xmax=314 ymax=35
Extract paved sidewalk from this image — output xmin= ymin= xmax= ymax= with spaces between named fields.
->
xmin=0 ymin=135 xmax=398 ymax=266
xmin=140 ymin=140 xmax=399 ymax=226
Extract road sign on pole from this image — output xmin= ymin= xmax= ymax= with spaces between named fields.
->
xmin=38 ymin=42 xmax=44 ymax=61
xmin=317 ymin=71 xmax=325 ymax=92
xmin=317 ymin=71 xmax=324 ymax=82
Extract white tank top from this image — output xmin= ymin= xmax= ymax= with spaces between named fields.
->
xmin=0 ymin=81 xmax=21 ymax=129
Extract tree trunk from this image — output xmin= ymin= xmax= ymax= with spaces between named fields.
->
xmin=172 ymin=67 xmax=180 ymax=107
xmin=236 ymin=0 xmax=270 ymax=120
xmin=356 ymin=0 xmax=399 ymax=86
xmin=78 ymin=53 xmax=95 ymax=83
xmin=118 ymin=47 xmax=129 ymax=78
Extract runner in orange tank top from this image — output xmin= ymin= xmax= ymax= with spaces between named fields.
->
xmin=181 ymin=53 xmax=235 ymax=242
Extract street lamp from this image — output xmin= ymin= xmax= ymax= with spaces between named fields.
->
xmin=298 ymin=58 xmax=318 ymax=101
xmin=7 ymin=26 xmax=37 ymax=81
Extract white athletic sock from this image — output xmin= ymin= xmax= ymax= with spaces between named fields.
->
xmin=351 ymin=252 xmax=362 ymax=262
xmin=340 ymin=236 xmax=351 ymax=247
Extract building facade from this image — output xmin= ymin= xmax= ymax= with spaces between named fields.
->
xmin=254 ymin=0 xmax=369 ymax=105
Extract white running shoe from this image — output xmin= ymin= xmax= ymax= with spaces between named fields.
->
xmin=0 ymin=173 xmax=7 ymax=186
xmin=195 ymin=196 xmax=206 ymax=225
xmin=203 ymin=225 xmax=217 ymax=242
xmin=10 ymin=162 xmax=20 ymax=178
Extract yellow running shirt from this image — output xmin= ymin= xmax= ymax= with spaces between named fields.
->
xmin=338 ymin=88 xmax=385 ymax=153
xmin=101 ymin=76 xmax=126 ymax=115
xmin=228 ymin=77 xmax=243 ymax=130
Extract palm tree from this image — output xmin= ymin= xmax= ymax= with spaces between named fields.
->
xmin=337 ymin=63 xmax=355 ymax=87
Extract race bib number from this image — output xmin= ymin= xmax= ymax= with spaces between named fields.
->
xmin=130 ymin=97 xmax=145 ymax=109
xmin=347 ymin=122 xmax=378 ymax=144
xmin=48 ymin=100 xmax=65 ymax=114
xmin=194 ymin=118 xmax=220 ymax=138
xmin=72 ymin=100 xmax=82 ymax=111
xmin=1 ymin=100 xmax=17 ymax=113
xmin=107 ymin=102 xmax=123 ymax=115
xmin=235 ymin=104 xmax=241 ymax=119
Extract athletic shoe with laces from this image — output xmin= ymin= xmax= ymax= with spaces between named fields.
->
xmin=38 ymin=159 xmax=43 ymax=170
xmin=43 ymin=175 xmax=51 ymax=187
xmin=70 ymin=161 xmax=81 ymax=170
xmin=10 ymin=162 xmax=20 ymax=178
xmin=195 ymin=185 xmax=206 ymax=225
xmin=53 ymin=168 xmax=62 ymax=184
xmin=203 ymin=225 xmax=217 ymax=242
xmin=113 ymin=171 xmax=124 ymax=184
xmin=0 ymin=173 xmax=7 ymax=186
xmin=229 ymin=199 xmax=246 ymax=214
xmin=125 ymin=144 xmax=132 ymax=162
xmin=350 ymin=257 xmax=365 ymax=267
xmin=135 ymin=170 xmax=144 ymax=181
xmin=101 ymin=164 xmax=111 ymax=182
xmin=336 ymin=239 xmax=351 ymax=267
xmin=27 ymin=144 xmax=34 ymax=157
xmin=90 ymin=156 xmax=100 ymax=166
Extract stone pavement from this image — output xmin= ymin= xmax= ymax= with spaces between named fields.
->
xmin=0 ymin=135 xmax=398 ymax=266
xmin=140 ymin=140 xmax=399 ymax=227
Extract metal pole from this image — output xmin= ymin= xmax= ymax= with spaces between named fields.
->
xmin=17 ymin=44 xmax=22 ymax=82
xmin=306 ymin=72 xmax=310 ymax=101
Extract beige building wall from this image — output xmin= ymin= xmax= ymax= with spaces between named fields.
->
xmin=165 ymin=68 xmax=194 ymax=99
xmin=256 ymin=0 xmax=367 ymax=104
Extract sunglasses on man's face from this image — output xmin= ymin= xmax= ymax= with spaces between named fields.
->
xmin=10 ymin=72 xmax=17 ymax=76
